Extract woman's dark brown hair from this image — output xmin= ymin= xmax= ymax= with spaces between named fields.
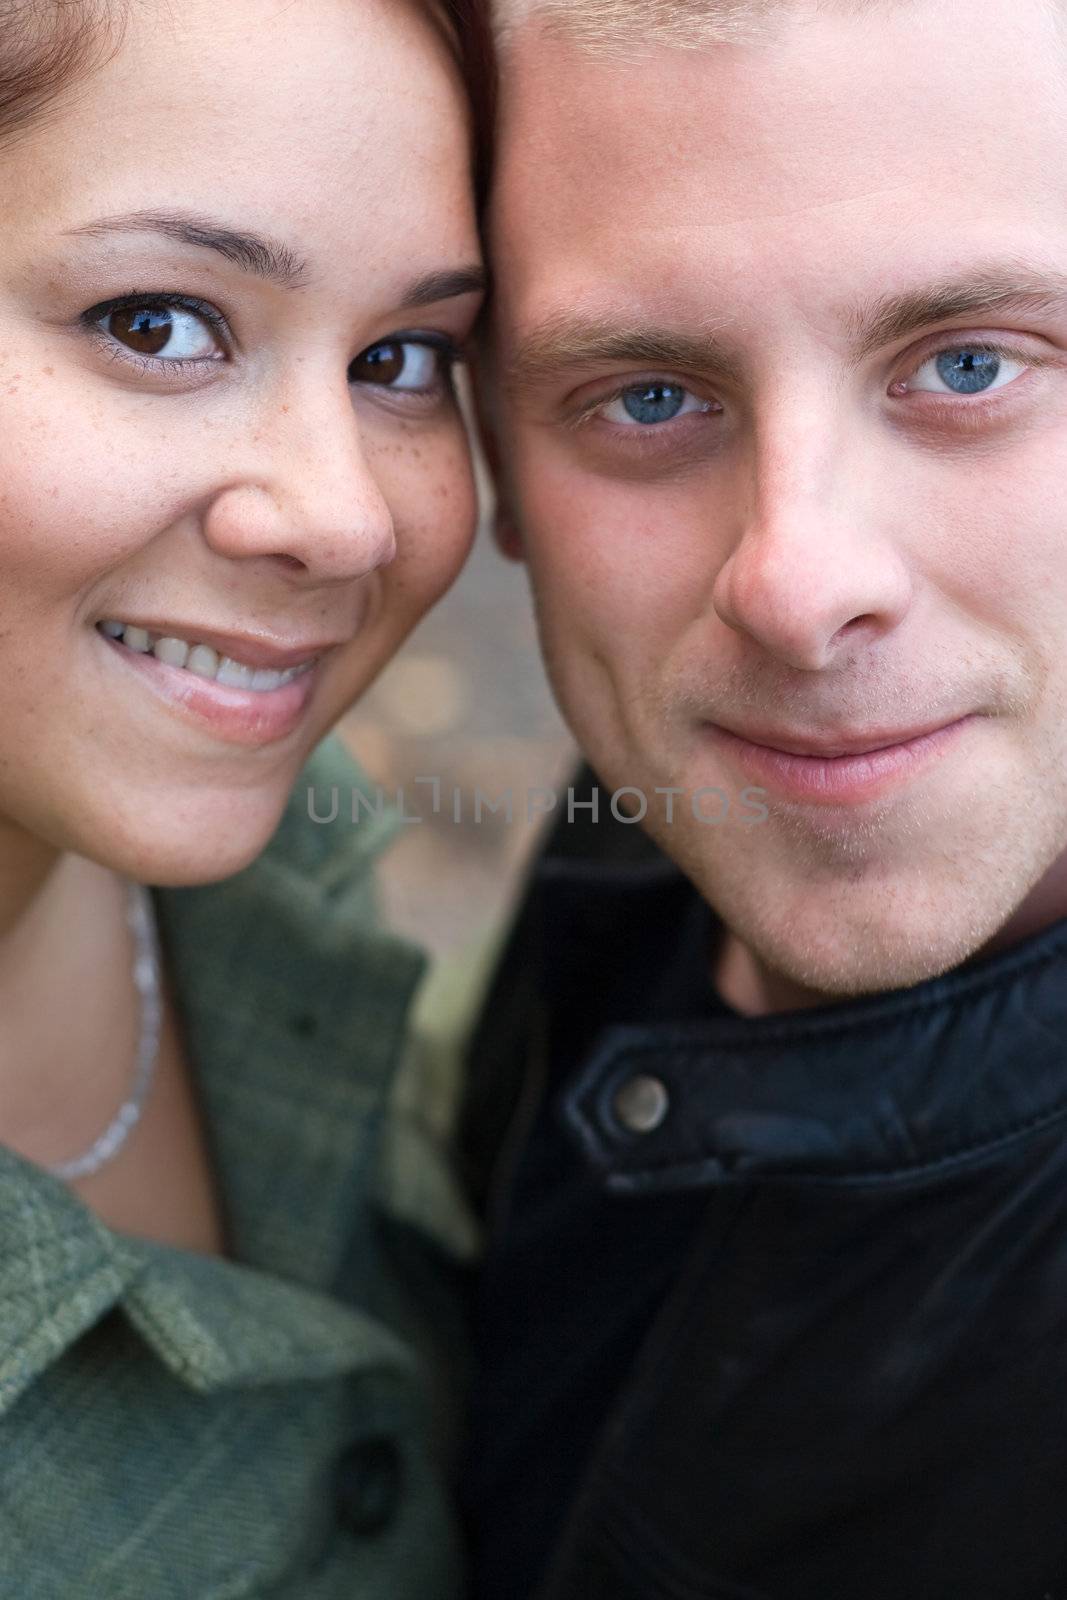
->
xmin=437 ymin=0 xmax=497 ymax=207
xmin=0 ymin=0 xmax=495 ymax=201
xmin=0 ymin=1 xmax=119 ymax=144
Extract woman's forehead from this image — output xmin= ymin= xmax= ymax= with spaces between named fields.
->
xmin=1 ymin=0 xmax=479 ymax=283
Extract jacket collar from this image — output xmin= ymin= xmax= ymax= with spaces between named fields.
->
xmin=532 ymin=854 xmax=1067 ymax=1192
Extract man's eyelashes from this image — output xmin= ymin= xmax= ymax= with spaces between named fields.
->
xmin=563 ymin=339 xmax=1059 ymax=439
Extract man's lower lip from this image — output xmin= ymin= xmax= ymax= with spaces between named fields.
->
xmin=703 ymin=716 xmax=975 ymax=803
xmin=99 ymin=631 xmax=319 ymax=746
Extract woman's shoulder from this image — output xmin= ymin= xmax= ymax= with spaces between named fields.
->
xmin=156 ymin=733 xmax=408 ymax=942
xmin=151 ymin=736 xmax=426 ymax=1101
xmin=265 ymin=733 xmax=403 ymax=896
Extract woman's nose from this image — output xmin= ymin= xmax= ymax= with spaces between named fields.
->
xmin=200 ymin=382 xmax=397 ymax=582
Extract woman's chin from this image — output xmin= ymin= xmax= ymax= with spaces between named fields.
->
xmin=73 ymin=792 xmax=295 ymax=888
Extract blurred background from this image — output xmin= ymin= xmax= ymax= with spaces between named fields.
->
xmin=337 ymin=458 xmax=576 ymax=965
xmin=330 ymin=412 xmax=577 ymax=1129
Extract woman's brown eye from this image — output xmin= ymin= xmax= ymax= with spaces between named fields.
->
xmin=348 ymin=340 xmax=444 ymax=391
xmin=109 ymin=306 xmax=175 ymax=355
xmin=350 ymin=342 xmax=404 ymax=385
xmin=93 ymin=302 xmax=221 ymax=363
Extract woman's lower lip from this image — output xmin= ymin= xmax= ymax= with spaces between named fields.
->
xmin=704 ymin=716 xmax=975 ymax=804
xmin=99 ymin=631 xmax=319 ymax=746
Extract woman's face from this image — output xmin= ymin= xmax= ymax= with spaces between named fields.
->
xmin=0 ymin=0 xmax=483 ymax=884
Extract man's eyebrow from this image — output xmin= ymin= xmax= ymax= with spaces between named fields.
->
xmin=504 ymin=314 xmax=745 ymax=394
xmin=64 ymin=209 xmax=309 ymax=287
xmin=847 ymin=266 xmax=1067 ymax=360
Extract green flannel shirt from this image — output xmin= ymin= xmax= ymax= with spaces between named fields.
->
xmin=0 ymin=736 xmax=473 ymax=1599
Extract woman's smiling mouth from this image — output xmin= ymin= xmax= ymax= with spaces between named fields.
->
xmin=97 ymin=619 xmax=320 ymax=691
xmin=94 ymin=618 xmax=336 ymax=746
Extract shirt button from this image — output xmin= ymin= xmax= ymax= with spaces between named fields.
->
xmin=612 ymin=1073 xmax=670 ymax=1134
xmin=334 ymin=1437 xmax=403 ymax=1538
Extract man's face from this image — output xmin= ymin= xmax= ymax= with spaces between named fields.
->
xmin=489 ymin=0 xmax=1067 ymax=1004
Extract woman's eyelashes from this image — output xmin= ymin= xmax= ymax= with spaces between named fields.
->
xmin=83 ymin=293 xmax=230 ymax=371
xmin=348 ymin=334 xmax=460 ymax=399
xmin=80 ymin=293 xmax=461 ymax=398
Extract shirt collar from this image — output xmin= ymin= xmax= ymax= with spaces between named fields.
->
xmin=153 ymin=735 xmax=426 ymax=1285
xmin=0 ymin=736 xmax=423 ymax=1414
xmin=0 ymin=1155 xmax=413 ymax=1417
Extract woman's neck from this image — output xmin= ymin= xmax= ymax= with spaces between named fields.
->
xmin=0 ymin=819 xmax=139 ymax=1172
xmin=0 ymin=813 xmax=63 ymax=943
xmin=0 ymin=817 xmax=227 ymax=1256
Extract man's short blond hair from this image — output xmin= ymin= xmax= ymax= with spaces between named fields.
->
xmin=492 ymin=0 xmax=1067 ymax=54
xmin=491 ymin=0 xmax=896 ymax=51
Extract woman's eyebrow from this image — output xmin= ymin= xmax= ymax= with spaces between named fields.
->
xmin=398 ymin=266 xmax=487 ymax=309
xmin=61 ymin=209 xmax=485 ymax=309
xmin=63 ymin=209 xmax=309 ymax=287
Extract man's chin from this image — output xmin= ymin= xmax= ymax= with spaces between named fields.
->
xmin=702 ymin=871 xmax=1032 ymax=1014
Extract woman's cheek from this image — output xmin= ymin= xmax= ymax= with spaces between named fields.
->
xmin=308 ymin=427 xmax=477 ymax=731
xmin=0 ymin=382 xmax=153 ymax=605
xmin=380 ymin=423 xmax=478 ymax=614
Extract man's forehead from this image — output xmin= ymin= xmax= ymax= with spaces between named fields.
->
xmin=494 ymin=0 xmax=1067 ymax=225
xmin=492 ymin=0 xmax=1067 ymax=362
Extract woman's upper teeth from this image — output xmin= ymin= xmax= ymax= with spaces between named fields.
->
xmin=98 ymin=620 xmax=313 ymax=691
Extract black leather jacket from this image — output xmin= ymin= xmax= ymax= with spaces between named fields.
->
xmin=461 ymin=770 xmax=1067 ymax=1600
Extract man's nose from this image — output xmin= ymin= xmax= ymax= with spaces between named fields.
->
xmin=200 ymin=379 xmax=397 ymax=582
xmin=712 ymin=409 xmax=912 ymax=671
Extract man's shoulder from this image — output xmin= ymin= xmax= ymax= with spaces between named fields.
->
xmin=459 ymin=762 xmax=699 ymax=1211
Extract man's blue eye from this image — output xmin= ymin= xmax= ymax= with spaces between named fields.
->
xmin=935 ymin=349 xmax=1001 ymax=394
xmin=597 ymin=381 xmax=715 ymax=429
xmin=621 ymin=383 xmax=687 ymax=424
xmin=907 ymin=346 xmax=1026 ymax=399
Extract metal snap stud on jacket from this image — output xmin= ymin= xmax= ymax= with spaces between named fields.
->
xmin=612 ymin=1074 xmax=670 ymax=1135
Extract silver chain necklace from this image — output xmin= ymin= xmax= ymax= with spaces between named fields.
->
xmin=49 ymin=880 xmax=163 ymax=1182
